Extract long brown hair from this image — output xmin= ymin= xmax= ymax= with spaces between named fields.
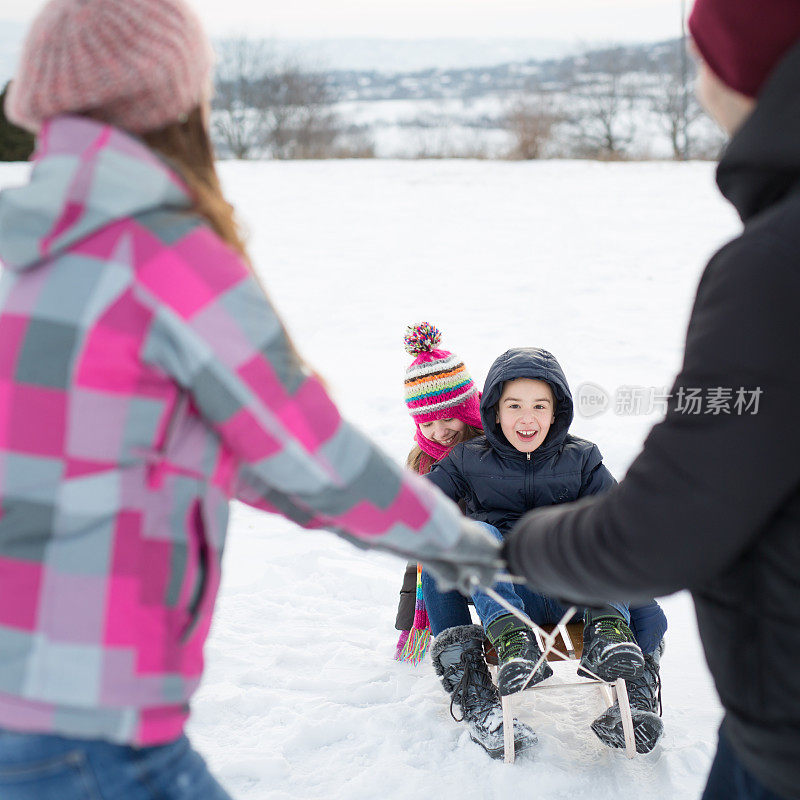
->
xmin=406 ymin=424 xmax=483 ymax=475
xmin=141 ymin=106 xmax=248 ymax=259
xmin=140 ymin=107 xmax=310 ymax=371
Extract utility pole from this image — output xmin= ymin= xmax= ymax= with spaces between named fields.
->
xmin=680 ymin=0 xmax=690 ymax=159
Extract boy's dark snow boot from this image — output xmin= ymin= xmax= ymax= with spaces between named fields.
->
xmin=590 ymin=640 xmax=664 ymax=754
xmin=578 ymin=609 xmax=645 ymax=682
xmin=486 ymin=614 xmax=553 ymax=696
xmin=431 ymin=624 xmax=537 ymax=760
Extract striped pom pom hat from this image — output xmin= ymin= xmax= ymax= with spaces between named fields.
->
xmin=404 ymin=322 xmax=481 ymax=426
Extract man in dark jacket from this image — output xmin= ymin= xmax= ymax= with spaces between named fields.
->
xmin=503 ymin=2 xmax=800 ymax=797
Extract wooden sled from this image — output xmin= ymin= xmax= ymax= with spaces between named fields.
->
xmin=487 ymin=621 xmax=638 ymax=764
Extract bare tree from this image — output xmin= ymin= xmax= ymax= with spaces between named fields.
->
xmin=265 ymin=65 xmax=342 ymax=159
xmin=648 ymin=43 xmax=704 ymax=160
xmin=651 ymin=72 xmax=703 ymax=160
xmin=212 ymin=39 xmax=371 ymax=159
xmin=504 ymin=87 xmax=563 ymax=160
xmin=566 ymin=46 xmax=639 ymax=160
xmin=212 ymin=38 xmax=274 ymax=159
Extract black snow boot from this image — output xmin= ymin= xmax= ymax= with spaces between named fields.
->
xmin=590 ymin=640 xmax=664 ymax=754
xmin=578 ymin=608 xmax=645 ymax=682
xmin=430 ymin=624 xmax=537 ymax=760
xmin=485 ymin=615 xmax=553 ymax=696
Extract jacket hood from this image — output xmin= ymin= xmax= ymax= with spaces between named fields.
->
xmin=0 ymin=115 xmax=191 ymax=271
xmin=480 ymin=347 xmax=574 ymax=459
xmin=717 ymin=39 xmax=800 ymax=222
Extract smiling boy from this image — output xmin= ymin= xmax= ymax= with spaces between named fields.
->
xmin=496 ymin=378 xmax=556 ymax=453
xmin=425 ymin=347 xmax=667 ymax=753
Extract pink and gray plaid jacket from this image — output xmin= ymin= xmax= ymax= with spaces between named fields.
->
xmin=0 ymin=116 xmax=463 ymax=745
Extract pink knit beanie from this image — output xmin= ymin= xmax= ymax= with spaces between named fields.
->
xmin=689 ymin=0 xmax=800 ymax=98
xmin=6 ymin=0 xmax=215 ymax=134
xmin=404 ymin=323 xmax=482 ymax=464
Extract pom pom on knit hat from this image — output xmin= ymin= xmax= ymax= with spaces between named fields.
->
xmin=404 ymin=322 xmax=442 ymax=356
xmin=688 ymin=0 xmax=800 ymax=98
xmin=6 ymin=0 xmax=215 ymax=134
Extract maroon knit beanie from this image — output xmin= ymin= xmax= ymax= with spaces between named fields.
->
xmin=688 ymin=0 xmax=800 ymax=98
xmin=6 ymin=0 xmax=215 ymax=134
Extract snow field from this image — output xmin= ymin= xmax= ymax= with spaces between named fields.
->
xmin=0 ymin=158 xmax=744 ymax=799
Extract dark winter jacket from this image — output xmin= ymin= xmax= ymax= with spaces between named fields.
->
xmin=426 ymin=348 xmax=615 ymax=535
xmin=504 ymin=41 xmax=800 ymax=800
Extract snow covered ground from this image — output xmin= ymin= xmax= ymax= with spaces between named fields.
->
xmin=0 ymin=158 xmax=744 ymax=799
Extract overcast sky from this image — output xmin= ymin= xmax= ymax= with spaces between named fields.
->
xmin=1 ymin=0 xmax=688 ymax=42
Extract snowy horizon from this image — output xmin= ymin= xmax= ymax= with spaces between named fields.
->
xmin=0 ymin=156 xmax=737 ymax=799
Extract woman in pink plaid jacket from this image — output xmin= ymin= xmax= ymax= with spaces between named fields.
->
xmin=0 ymin=1 xmax=500 ymax=797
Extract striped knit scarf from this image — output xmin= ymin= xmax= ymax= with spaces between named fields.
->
xmin=395 ymin=563 xmax=431 ymax=664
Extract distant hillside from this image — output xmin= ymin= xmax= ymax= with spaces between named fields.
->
xmin=268 ymin=38 xmax=576 ymax=73
xmin=210 ymin=37 xmax=721 ymax=161
xmin=0 ymin=31 xmax=576 ymax=83
xmin=327 ymin=39 xmax=689 ymax=101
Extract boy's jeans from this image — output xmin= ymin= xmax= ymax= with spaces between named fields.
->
xmin=423 ymin=522 xmax=664 ymax=641
xmin=471 ymin=522 xmax=631 ymax=631
xmin=0 ymin=729 xmax=232 ymax=800
xmin=421 ymin=564 xmax=666 ymax=653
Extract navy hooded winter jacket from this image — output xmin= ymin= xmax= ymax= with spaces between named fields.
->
xmin=427 ymin=347 xmax=614 ymax=535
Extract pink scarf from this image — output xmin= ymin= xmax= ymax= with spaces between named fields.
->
xmin=413 ymin=394 xmax=483 ymax=468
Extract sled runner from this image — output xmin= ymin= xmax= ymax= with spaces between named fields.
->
xmin=484 ymin=604 xmax=638 ymax=764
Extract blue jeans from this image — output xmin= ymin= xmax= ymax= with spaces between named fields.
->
xmin=627 ymin=596 xmax=668 ymax=655
xmin=471 ymin=523 xmax=631 ymax=630
xmin=0 ymin=729 xmax=232 ymax=800
xmin=702 ymin=726 xmax=788 ymax=800
xmin=422 ymin=567 xmax=666 ymax=654
xmin=420 ymin=569 xmax=473 ymax=636
xmin=422 ymin=523 xmax=667 ymax=653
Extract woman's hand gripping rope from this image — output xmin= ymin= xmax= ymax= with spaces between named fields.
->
xmin=420 ymin=518 xmax=505 ymax=596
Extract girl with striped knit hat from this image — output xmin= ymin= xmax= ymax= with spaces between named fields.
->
xmin=395 ymin=322 xmax=482 ymax=659
xmin=395 ymin=323 xmax=539 ymax=760
xmin=403 ymin=321 xmax=483 ymax=477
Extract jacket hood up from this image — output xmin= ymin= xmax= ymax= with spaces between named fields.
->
xmin=0 ymin=114 xmax=191 ymax=272
xmin=480 ymin=347 xmax=573 ymax=459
